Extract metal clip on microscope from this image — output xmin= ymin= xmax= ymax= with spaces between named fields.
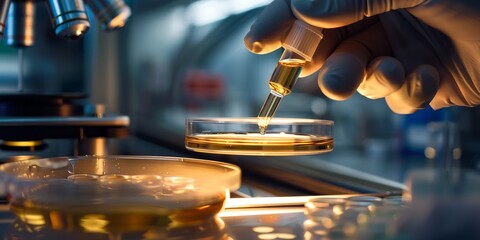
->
xmin=0 ymin=0 xmax=131 ymax=162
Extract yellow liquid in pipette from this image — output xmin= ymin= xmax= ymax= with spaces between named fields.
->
xmin=258 ymin=59 xmax=304 ymax=134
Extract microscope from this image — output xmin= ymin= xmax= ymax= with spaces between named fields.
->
xmin=0 ymin=0 xmax=131 ymax=45
xmin=0 ymin=0 xmax=131 ymax=162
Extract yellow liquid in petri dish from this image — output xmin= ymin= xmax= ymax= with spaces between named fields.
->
xmin=11 ymin=198 xmax=226 ymax=233
xmin=185 ymin=133 xmax=334 ymax=156
xmin=9 ymin=175 xmax=227 ymax=234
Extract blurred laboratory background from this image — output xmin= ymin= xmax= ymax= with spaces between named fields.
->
xmin=1 ymin=0 xmax=480 ymax=195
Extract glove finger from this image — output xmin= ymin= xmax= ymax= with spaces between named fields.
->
xmin=318 ymin=22 xmax=391 ymax=100
xmin=291 ymin=0 xmax=425 ymax=28
xmin=408 ymin=0 xmax=480 ymax=40
xmin=317 ymin=52 xmax=364 ymax=101
xmin=301 ymin=17 xmax=378 ymax=77
xmin=244 ymin=0 xmax=295 ymax=54
xmin=244 ymin=0 xmax=381 ymax=57
xmin=357 ymin=56 xmax=405 ymax=99
xmin=385 ymin=65 xmax=440 ymax=114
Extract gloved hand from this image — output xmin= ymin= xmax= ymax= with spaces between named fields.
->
xmin=244 ymin=0 xmax=480 ymax=114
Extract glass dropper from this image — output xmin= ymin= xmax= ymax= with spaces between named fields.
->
xmin=257 ymin=20 xmax=323 ymax=134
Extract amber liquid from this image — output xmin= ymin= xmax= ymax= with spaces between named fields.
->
xmin=185 ymin=133 xmax=334 ymax=156
xmin=10 ymin=190 xmax=226 ymax=234
xmin=268 ymin=59 xmax=304 ymax=95
xmin=258 ymin=59 xmax=304 ymax=133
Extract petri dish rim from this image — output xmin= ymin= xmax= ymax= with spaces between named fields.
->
xmin=0 ymin=155 xmax=241 ymax=191
xmin=186 ymin=117 xmax=334 ymax=125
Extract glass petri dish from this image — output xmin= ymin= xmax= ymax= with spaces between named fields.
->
xmin=185 ymin=117 xmax=333 ymax=156
xmin=0 ymin=156 xmax=241 ymax=233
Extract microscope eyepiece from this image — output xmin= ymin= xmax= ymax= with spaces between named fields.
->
xmin=84 ymin=0 xmax=130 ymax=31
xmin=47 ymin=0 xmax=90 ymax=40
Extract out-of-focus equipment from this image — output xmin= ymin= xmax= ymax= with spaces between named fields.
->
xmin=83 ymin=0 xmax=131 ymax=31
xmin=0 ymin=0 xmax=132 ymax=162
xmin=0 ymin=93 xmax=129 ymax=162
xmin=1 ymin=0 xmax=131 ymax=47
xmin=0 ymin=0 xmax=9 ymax=39
xmin=5 ymin=0 xmax=34 ymax=47
xmin=46 ymin=0 xmax=90 ymax=40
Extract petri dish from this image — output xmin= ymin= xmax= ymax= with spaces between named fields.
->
xmin=0 ymin=156 xmax=241 ymax=233
xmin=185 ymin=117 xmax=333 ymax=156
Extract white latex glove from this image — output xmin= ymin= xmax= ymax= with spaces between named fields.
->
xmin=244 ymin=0 xmax=480 ymax=114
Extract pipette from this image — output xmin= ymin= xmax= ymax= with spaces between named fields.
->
xmin=257 ymin=20 xmax=323 ymax=134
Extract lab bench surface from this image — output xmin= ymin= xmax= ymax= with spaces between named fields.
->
xmin=0 ymin=195 xmax=388 ymax=240
xmin=0 ymin=192 xmax=479 ymax=240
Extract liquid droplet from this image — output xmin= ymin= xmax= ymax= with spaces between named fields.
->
xmin=259 ymin=126 xmax=267 ymax=135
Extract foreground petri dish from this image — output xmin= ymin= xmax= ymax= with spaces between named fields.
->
xmin=0 ymin=156 xmax=241 ymax=233
xmin=186 ymin=118 xmax=334 ymax=156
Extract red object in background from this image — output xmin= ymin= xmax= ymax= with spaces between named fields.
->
xmin=184 ymin=70 xmax=225 ymax=101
